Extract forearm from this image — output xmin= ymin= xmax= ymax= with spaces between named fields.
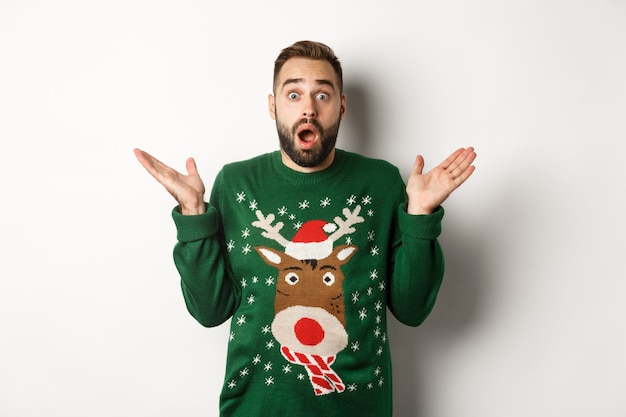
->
xmin=172 ymin=205 xmax=240 ymax=327
xmin=387 ymin=206 xmax=445 ymax=327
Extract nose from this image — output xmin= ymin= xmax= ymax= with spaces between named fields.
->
xmin=294 ymin=317 xmax=325 ymax=346
xmin=302 ymin=96 xmax=317 ymax=119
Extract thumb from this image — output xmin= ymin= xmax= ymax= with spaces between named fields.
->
xmin=185 ymin=157 xmax=199 ymax=177
xmin=411 ymin=155 xmax=425 ymax=176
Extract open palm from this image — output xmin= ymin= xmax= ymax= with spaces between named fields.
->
xmin=134 ymin=148 xmax=206 ymax=215
xmin=406 ymin=147 xmax=476 ymax=215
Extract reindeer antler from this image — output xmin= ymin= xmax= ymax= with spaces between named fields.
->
xmin=252 ymin=210 xmax=290 ymax=248
xmin=329 ymin=205 xmax=365 ymax=242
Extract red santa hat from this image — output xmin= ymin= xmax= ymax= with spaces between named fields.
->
xmin=285 ymin=220 xmax=337 ymax=260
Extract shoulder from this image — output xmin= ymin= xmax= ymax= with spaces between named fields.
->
xmin=219 ymin=152 xmax=275 ymax=177
xmin=336 ymin=149 xmax=402 ymax=178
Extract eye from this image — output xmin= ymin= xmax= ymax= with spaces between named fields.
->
xmin=285 ymin=272 xmax=299 ymax=285
xmin=288 ymin=92 xmax=299 ymax=100
xmin=322 ymin=272 xmax=335 ymax=286
xmin=316 ymin=93 xmax=328 ymax=100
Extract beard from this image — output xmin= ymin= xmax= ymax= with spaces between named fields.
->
xmin=277 ymin=116 xmax=341 ymax=168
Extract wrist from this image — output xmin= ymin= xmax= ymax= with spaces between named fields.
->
xmin=180 ymin=202 xmax=206 ymax=216
xmin=406 ymin=201 xmax=434 ymax=215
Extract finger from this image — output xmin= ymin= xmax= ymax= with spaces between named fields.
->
xmin=134 ymin=148 xmax=160 ymax=175
xmin=134 ymin=148 xmax=179 ymax=184
xmin=453 ymin=163 xmax=476 ymax=187
xmin=439 ymin=148 xmax=466 ymax=170
xmin=448 ymin=148 xmax=477 ymax=178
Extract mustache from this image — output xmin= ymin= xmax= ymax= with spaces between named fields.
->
xmin=294 ymin=118 xmax=323 ymax=132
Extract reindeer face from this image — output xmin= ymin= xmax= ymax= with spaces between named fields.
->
xmin=255 ymin=244 xmax=356 ymax=356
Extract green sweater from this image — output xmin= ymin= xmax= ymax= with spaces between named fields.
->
xmin=172 ymin=149 xmax=445 ymax=417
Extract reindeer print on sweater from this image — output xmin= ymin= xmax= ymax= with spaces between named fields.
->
xmin=222 ymin=190 xmax=390 ymax=398
xmin=254 ymin=206 xmax=362 ymax=395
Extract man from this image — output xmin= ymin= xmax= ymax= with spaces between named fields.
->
xmin=134 ymin=40 xmax=475 ymax=416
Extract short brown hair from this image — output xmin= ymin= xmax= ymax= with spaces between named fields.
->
xmin=273 ymin=40 xmax=343 ymax=94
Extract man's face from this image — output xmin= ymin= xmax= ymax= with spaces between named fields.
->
xmin=269 ymin=58 xmax=346 ymax=171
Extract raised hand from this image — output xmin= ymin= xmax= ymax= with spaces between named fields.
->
xmin=133 ymin=148 xmax=206 ymax=215
xmin=406 ymin=147 xmax=476 ymax=215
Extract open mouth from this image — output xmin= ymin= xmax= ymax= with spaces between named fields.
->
xmin=296 ymin=124 xmax=319 ymax=148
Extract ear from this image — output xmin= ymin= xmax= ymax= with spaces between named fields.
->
xmin=268 ymin=94 xmax=276 ymax=120
xmin=255 ymin=246 xmax=284 ymax=266
xmin=332 ymin=244 xmax=357 ymax=264
xmin=340 ymin=94 xmax=347 ymax=120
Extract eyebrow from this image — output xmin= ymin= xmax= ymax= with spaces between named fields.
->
xmin=281 ymin=78 xmax=336 ymax=92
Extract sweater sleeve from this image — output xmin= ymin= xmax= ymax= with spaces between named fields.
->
xmin=387 ymin=205 xmax=445 ymax=327
xmin=172 ymin=203 xmax=241 ymax=327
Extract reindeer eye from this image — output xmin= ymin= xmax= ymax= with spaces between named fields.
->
xmin=285 ymin=272 xmax=299 ymax=285
xmin=322 ymin=272 xmax=335 ymax=286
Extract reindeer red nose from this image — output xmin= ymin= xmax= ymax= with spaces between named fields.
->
xmin=294 ymin=317 xmax=325 ymax=346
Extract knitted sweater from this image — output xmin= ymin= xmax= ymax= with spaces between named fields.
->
xmin=172 ymin=149 xmax=445 ymax=417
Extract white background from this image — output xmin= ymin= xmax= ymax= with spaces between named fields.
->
xmin=1 ymin=1 xmax=625 ymax=416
